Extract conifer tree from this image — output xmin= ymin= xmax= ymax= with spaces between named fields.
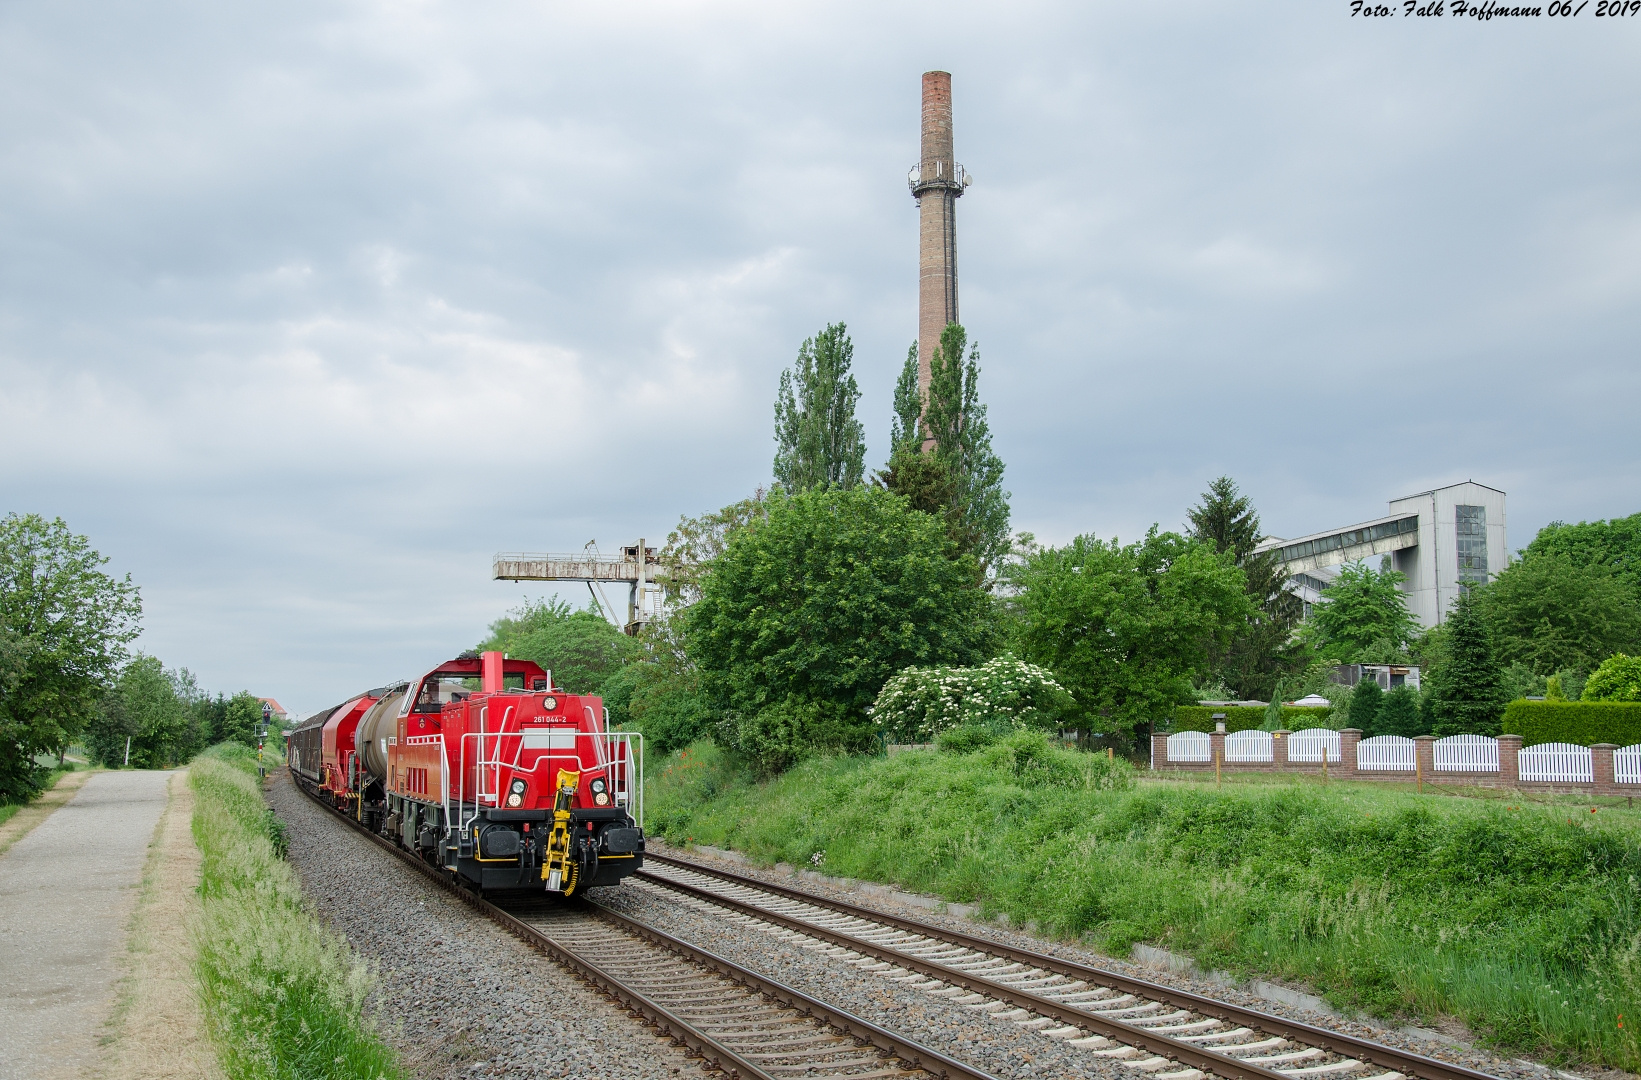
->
xmin=1347 ymin=677 xmax=1382 ymax=735
xmin=1186 ymin=477 xmax=1306 ymax=700
xmin=1375 ymin=684 xmax=1424 ymax=737
xmin=1425 ymin=587 xmax=1506 ymax=736
xmin=772 ymin=323 xmax=865 ymax=494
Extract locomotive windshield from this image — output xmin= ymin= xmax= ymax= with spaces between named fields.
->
xmin=412 ymin=672 xmax=526 ymax=712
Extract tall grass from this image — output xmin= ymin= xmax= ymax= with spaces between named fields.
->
xmin=648 ymin=737 xmax=1641 ymax=1070
xmin=190 ymin=744 xmax=402 ymax=1080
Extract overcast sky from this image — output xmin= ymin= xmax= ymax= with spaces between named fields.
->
xmin=3 ymin=1 xmax=1638 ymax=716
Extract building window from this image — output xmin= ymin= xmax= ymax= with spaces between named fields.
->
xmin=1455 ymin=505 xmax=1488 ymax=583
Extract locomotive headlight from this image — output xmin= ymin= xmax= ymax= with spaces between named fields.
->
xmin=590 ymin=777 xmax=610 ymax=806
xmin=541 ymin=695 xmax=558 ymax=712
xmin=505 ymin=777 xmax=527 ymax=808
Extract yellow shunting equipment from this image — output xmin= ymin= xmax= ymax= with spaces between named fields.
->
xmin=542 ymin=769 xmax=581 ymax=894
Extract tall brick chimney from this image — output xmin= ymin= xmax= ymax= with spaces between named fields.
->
xmin=909 ymin=71 xmax=967 ymax=407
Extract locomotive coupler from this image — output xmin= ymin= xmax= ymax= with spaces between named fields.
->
xmin=542 ymin=769 xmax=581 ymax=893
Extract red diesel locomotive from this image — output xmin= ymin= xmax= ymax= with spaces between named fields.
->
xmin=287 ymin=650 xmax=644 ymax=895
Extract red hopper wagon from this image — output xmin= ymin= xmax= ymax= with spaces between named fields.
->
xmin=288 ymin=650 xmax=643 ymax=894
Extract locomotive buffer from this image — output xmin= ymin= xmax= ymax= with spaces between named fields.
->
xmin=493 ymin=541 xmax=661 ymax=635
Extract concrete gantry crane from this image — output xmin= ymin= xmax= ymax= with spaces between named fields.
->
xmin=493 ymin=541 xmax=662 ymax=635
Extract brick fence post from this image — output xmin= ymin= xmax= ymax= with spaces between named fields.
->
xmin=1339 ymin=729 xmax=1361 ymax=779
xmin=1151 ymin=732 xmax=1168 ymax=771
xmin=1210 ymin=729 xmax=1227 ymax=772
xmin=1413 ymin=735 xmax=1436 ymax=791
xmin=1273 ymin=730 xmax=1291 ymax=769
xmin=1497 ymin=733 xmax=1522 ymax=785
xmin=1592 ymin=743 xmax=1617 ymax=795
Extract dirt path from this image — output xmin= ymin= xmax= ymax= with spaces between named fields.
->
xmin=95 ymin=769 xmax=222 ymax=1080
xmin=0 ymin=769 xmax=173 ymax=1080
xmin=0 ymin=768 xmax=96 ymax=856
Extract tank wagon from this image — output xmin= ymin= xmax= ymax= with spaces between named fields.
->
xmin=288 ymin=650 xmax=643 ymax=895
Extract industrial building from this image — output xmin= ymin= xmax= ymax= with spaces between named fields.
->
xmin=1253 ymin=481 xmax=1508 ymax=628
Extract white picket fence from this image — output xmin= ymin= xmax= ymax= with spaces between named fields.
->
xmin=1286 ymin=728 xmax=1341 ymax=763
xmin=1166 ymin=730 xmax=1211 ymax=763
xmin=1618 ymin=744 xmax=1641 ymax=785
xmin=1356 ymin=735 xmax=1415 ymax=771
xmin=1433 ymin=734 xmax=1499 ymax=773
xmin=1225 ymin=729 xmax=1273 ymax=763
xmin=1517 ymin=742 xmax=1592 ymax=783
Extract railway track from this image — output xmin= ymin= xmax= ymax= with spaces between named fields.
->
xmin=291 ymin=777 xmax=999 ymax=1080
xmin=635 ymin=854 xmax=1507 ymax=1080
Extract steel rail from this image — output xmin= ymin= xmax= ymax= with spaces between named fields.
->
xmin=641 ymin=853 xmax=1504 ymax=1080
xmin=289 ymin=775 xmax=998 ymax=1080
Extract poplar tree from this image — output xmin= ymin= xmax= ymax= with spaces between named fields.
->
xmin=772 ymin=323 xmax=865 ymax=494
xmin=880 ymin=324 xmax=1011 ymax=580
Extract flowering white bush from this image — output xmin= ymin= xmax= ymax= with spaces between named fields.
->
xmin=872 ymin=655 xmax=1076 ymax=743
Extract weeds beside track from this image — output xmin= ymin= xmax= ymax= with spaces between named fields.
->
xmin=190 ymin=744 xmax=402 ymax=1080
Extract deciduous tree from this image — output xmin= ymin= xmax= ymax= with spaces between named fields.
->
xmin=880 ymin=325 xmax=1010 ymax=581
xmin=772 ymin=323 xmax=865 ymax=495
xmin=1475 ymin=554 xmax=1641 ymax=676
xmin=1304 ymin=560 xmax=1420 ymax=662
xmin=85 ymin=654 xmax=202 ymax=768
xmin=479 ymin=599 xmax=639 ymax=696
xmin=0 ymin=513 xmax=141 ymax=799
xmin=1525 ymin=512 xmax=1641 ymax=594
xmin=686 ymin=486 xmax=990 ymax=773
xmin=1010 ymin=529 xmax=1253 ymax=744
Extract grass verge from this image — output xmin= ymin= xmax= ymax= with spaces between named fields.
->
xmin=190 ymin=743 xmax=402 ymax=1080
xmin=647 ymin=736 xmax=1641 ymax=1070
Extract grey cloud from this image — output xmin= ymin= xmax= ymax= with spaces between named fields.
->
xmin=2 ymin=0 xmax=1638 ymax=713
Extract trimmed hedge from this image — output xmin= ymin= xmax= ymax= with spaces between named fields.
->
xmin=1168 ymin=705 xmax=1334 ymax=733
xmin=1501 ymin=700 xmax=1641 ymax=748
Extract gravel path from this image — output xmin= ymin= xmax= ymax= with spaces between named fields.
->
xmin=0 ymin=769 xmax=173 ymax=1080
xmin=266 ymin=772 xmax=701 ymax=1080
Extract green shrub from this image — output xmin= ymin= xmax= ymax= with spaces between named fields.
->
xmin=1584 ymin=654 xmax=1641 ymax=703
xmin=1501 ymin=699 xmax=1641 ymax=748
xmin=191 ymin=743 xmax=401 ymax=1080
xmin=874 ymin=655 xmax=1075 ymax=743
xmin=936 ymin=723 xmax=1007 ymax=754
xmin=716 ymin=697 xmax=864 ymax=776
xmin=1168 ymin=704 xmax=1333 ymax=732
